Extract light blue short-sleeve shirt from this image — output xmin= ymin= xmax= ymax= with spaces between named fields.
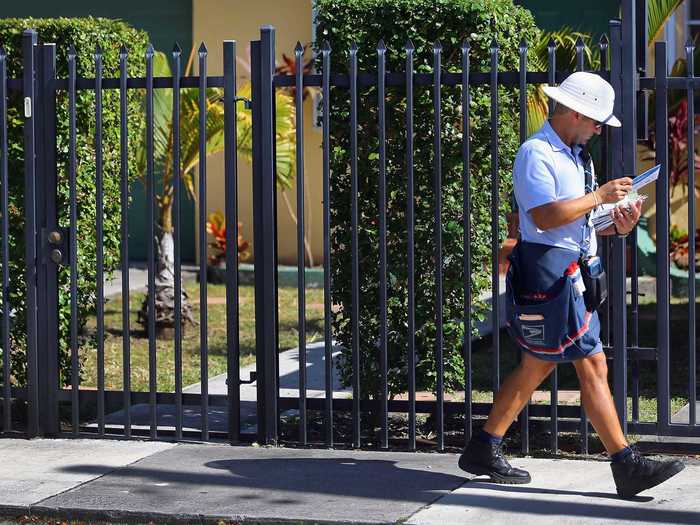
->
xmin=513 ymin=121 xmax=597 ymax=256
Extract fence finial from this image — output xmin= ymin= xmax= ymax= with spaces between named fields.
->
xmin=0 ymin=47 xmax=5 ymax=60
xmin=405 ymin=39 xmax=415 ymax=51
xmin=94 ymin=44 xmax=103 ymax=60
xmin=295 ymin=41 xmax=304 ymax=54
xmin=490 ymin=37 xmax=499 ymax=51
xmin=199 ymin=42 xmax=208 ymax=56
xmin=519 ymin=37 xmax=527 ymax=53
xmin=68 ymin=44 xmax=77 ymax=59
xmin=462 ymin=39 xmax=470 ymax=53
xmin=377 ymin=39 xmax=386 ymax=52
xmin=547 ymin=37 xmax=556 ymax=51
xmin=172 ymin=42 xmax=182 ymax=56
xmin=685 ymin=36 xmax=695 ymax=54
xmin=433 ymin=40 xmax=442 ymax=52
xmin=575 ymin=35 xmax=585 ymax=49
xmin=146 ymin=43 xmax=154 ymax=59
xmin=599 ymin=34 xmax=609 ymax=49
xmin=322 ymin=40 xmax=331 ymax=53
xmin=350 ymin=41 xmax=358 ymax=53
xmin=119 ymin=44 xmax=129 ymax=58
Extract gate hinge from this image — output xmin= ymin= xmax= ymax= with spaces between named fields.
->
xmin=41 ymin=227 xmax=70 ymax=266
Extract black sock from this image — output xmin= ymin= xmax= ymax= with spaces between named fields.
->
xmin=476 ymin=429 xmax=503 ymax=446
xmin=610 ymin=446 xmax=634 ymax=463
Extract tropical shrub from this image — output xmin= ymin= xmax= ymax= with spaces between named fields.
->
xmin=315 ymin=0 xmax=540 ymax=397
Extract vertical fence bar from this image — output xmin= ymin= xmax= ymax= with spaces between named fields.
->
xmin=292 ymin=42 xmax=307 ymax=445
xmin=377 ymin=39 xmax=388 ymax=449
xmin=489 ymin=38 xmax=500 ymax=395
xmin=223 ymin=40 xmax=240 ymax=443
xmin=119 ymin=45 xmax=131 ymax=437
xmin=39 ymin=42 xmax=59 ymax=436
xmin=0 ymin=47 xmax=9 ymax=433
xmin=461 ymin=39 xmax=472 ymax=447
xmin=616 ymin=2 xmax=636 ymax=436
xmin=349 ymin=42 xmax=361 ymax=449
xmin=405 ymin=40 xmax=416 ymax=451
xmin=293 ymin=41 xmax=307 ymax=445
xmin=599 ymin=35 xmax=612 ymax=355
xmin=145 ymin=44 xmax=158 ymax=439
xmin=547 ymin=37 xmax=558 ymax=452
xmin=654 ymin=40 xmax=670 ymax=432
xmin=197 ymin=42 xmax=210 ymax=441
xmin=517 ymin=37 xmax=529 ymax=455
xmin=433 ymin=41 xmax=444 ymax=451
xmin=252 ymin=27 xmax=279 ymax=445
xmin=575 ymin=37 xmax=590 ymax=452
xmin=94 ymin=45 xmax=105 ymax=436
xmin=321 ymin=41 xmax=333 ymax=447
xmin=67 ymin=46 xmax=79 ymax=435
xmin=22 ymin=30 xmax=39 ymax=437
xmin=172 ymin=43 xmax=183 ymax=441
xmin=686 ymin=38 xmax=697 ymax=427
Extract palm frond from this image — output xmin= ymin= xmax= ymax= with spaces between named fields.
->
xmin=648 ymin=0 xmax=684 ymax=44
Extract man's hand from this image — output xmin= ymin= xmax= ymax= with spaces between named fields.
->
xmin=610 ymin=200 xmax=642 ymax=235
xmin=594 ymin=177 xmax=633 ymax=204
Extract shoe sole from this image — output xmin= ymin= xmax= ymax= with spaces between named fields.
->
xmin=458 ymin=459 xmax=532 ymax=485
xmin=617 ymin=461 xmax=686 ymax=499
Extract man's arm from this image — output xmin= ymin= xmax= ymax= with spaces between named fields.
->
xmin=529 ymin=177 xmax=634 ymax=231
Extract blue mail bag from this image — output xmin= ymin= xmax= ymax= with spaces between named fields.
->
xmin=505 ymin=241 xmax=601 ymax=362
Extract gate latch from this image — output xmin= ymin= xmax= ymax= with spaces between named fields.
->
xmin=42 ymin=227 xmax=70 ymax=266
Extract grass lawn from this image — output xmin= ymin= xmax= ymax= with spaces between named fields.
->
xmin=81 ymin=283 xmax=325 ymax=392
xmin=81 ymin=281 xmax=695 ymax=435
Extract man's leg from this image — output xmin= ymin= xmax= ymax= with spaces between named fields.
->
xmin=574 ymin=351 xmax=685 ymax=498
xmin=458 ymin=351 xmax=555 ymax=483
xmin=483 ymin=352 xmax=556 ymax=437
xmin=572 ymin=352 xmax=627 ymax=452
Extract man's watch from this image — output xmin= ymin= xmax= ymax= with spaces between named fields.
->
xmin=614 ymin=224 xmax=629 ymax=238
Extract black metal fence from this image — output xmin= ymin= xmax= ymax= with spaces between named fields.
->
xmin=0 ymin=7 xmax=698 ymax=453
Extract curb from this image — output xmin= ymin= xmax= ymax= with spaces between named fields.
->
xmin=0 ymin=505 xmax=379 ymax=525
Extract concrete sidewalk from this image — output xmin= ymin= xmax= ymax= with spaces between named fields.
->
xmin=0 ymin=439 xmax=698 ymax=525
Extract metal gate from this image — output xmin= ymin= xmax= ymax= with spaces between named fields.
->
xmin=0 ymin=0 xmax=698 ymax=451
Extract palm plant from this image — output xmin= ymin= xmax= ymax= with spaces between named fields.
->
xmin=136 ymin=48 xmax=296 ymax=335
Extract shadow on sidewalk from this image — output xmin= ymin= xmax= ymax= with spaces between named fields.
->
xmin=52 ymin=455 xmax=700 ymax=524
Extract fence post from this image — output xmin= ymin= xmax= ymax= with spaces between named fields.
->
xmin=654 ymin=41 xmax=671 ymax=433
xmin=35 ymin=42 xmax=59 ymax=435
xmin=251 ymin=26 xmax=279 ymax=445
xmin=615 ymin=0 xmax=639 ymax=436
xmin=22 ymin=29 xmax=40 ymax=437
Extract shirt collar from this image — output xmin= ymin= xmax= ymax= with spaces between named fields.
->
xmin=542 ymin=120 xmax=582 ymax=159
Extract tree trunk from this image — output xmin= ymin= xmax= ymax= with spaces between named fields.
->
xmin=137 ymin=204 xmax=196 ymax=339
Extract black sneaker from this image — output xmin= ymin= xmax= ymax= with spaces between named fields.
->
xmin=611 ymin=451 xmax=685 ymax=498
xmin=458 ymin=438 xmax=531 ymax=484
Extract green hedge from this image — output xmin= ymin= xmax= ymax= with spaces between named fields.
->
xmin=315 ymin=0 xmax=540 ymax=397
xmin=0 ymin=17 xmax=149 ymax=387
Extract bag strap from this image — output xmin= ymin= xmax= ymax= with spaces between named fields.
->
xmin=579 ymin=146 xmax=595 ymax=258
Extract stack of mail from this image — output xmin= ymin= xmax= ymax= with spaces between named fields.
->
xmin=591 ymin=164 xmax=660 ymax=233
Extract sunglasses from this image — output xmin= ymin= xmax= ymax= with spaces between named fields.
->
xmin=577 ymin=112 xmax=604 ymax=129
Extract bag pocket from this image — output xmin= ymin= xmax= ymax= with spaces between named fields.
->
xmin=506 ymin=269 xmax=572 ymax=352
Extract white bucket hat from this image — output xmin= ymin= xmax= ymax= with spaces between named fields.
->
xmin=542 ymin=71 xmax=621 ymax=127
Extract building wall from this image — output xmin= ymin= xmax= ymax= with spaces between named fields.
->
xmin=193 ymin=0 xmax=322 ymax=266
xmin=516 ymin=0 xmax=619 ymax=41
xmin=0 ymin=0 xmax=196 ymax=262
